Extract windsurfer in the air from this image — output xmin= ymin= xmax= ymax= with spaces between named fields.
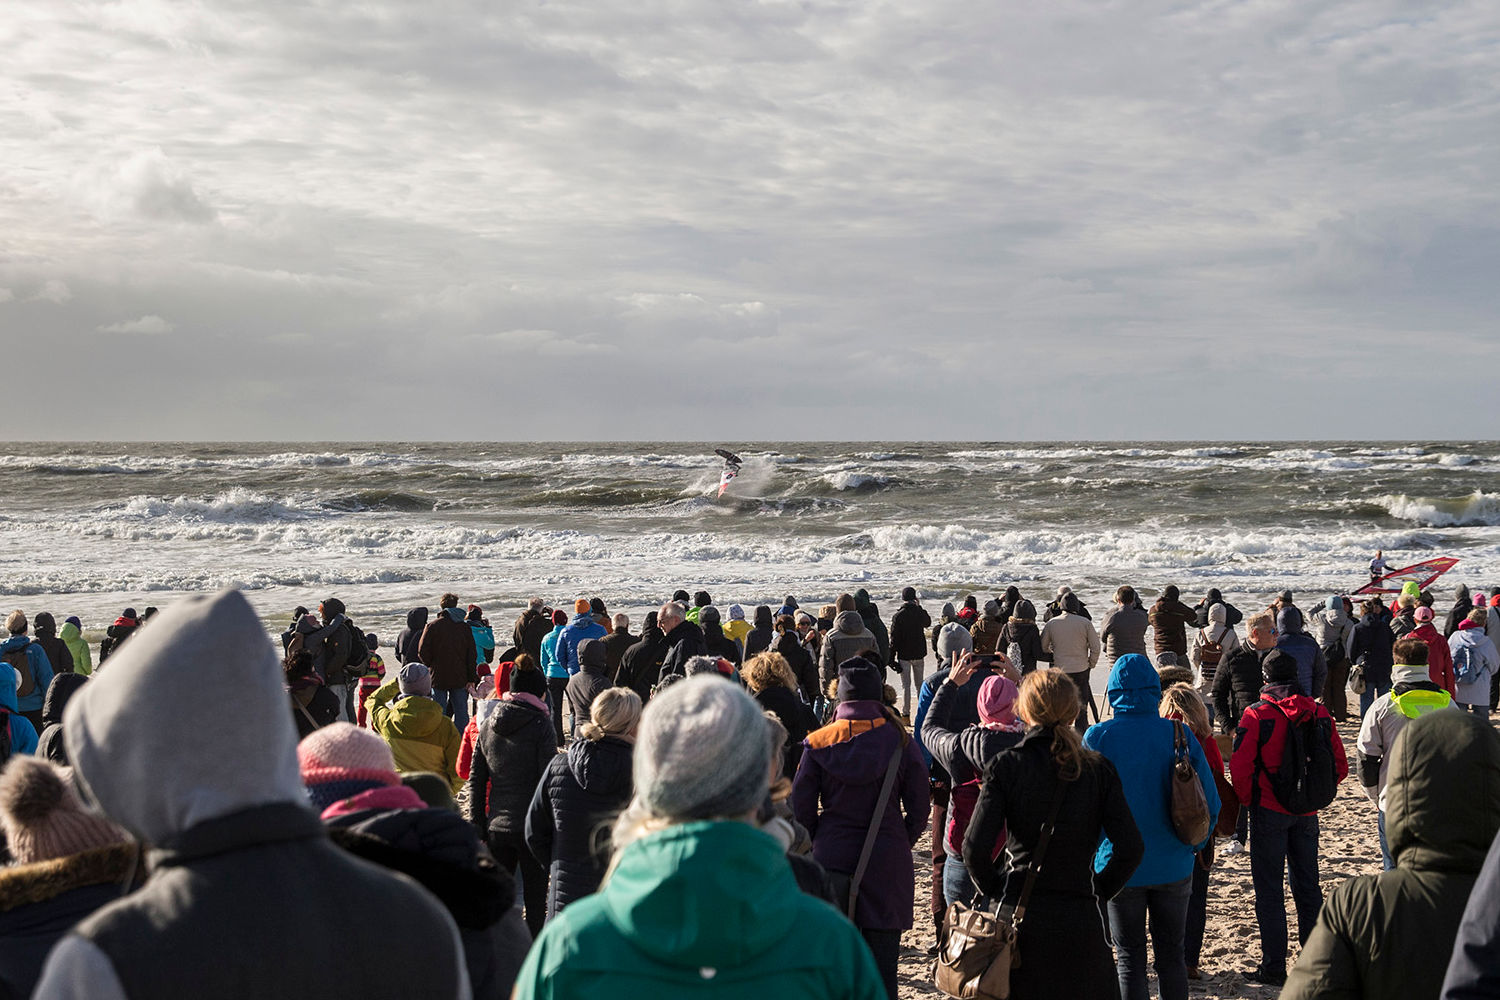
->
xmin=1369 ymin=550 xmax=1389 ymax=586
xmin=715 ymin=449 xmax=742 ymax=498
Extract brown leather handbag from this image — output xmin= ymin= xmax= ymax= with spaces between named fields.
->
xmin=1170 ymin=721 xmax=1212 ymax=846
xmin=934 ymin=778 xmax=1066 ymax=999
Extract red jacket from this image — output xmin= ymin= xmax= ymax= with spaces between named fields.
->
xmin=1229 ymin=686 xmax=1348 ymax=815
xmin=1409 ymin=622 xmax=1456 ymax=695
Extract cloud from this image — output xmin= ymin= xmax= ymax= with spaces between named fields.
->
xmin=97 ymin=314 xmax=174 ymax=334
xmin=1 ymin=0 xmax=1498 ymax=439
xmin=30 ymin=280 xmax=72 ymax=304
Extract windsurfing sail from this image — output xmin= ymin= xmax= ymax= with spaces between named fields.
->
xmin=1354 ymin=556 xmax=1460 ymax=595
xmin=715 ymin=448 xmax=742 ymax=498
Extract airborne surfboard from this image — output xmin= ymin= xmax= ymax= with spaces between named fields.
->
xmin=1353 ymin=556 xmax=1461 ymax=595
xmin=715 ymin=449 xmax=742 ymax=498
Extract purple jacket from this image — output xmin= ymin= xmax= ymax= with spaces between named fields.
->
xmin=791 ymin=701 xmax=930 ymax=930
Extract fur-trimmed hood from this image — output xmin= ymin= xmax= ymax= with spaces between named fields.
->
xmin=0 ymin=842 xmax=141 ymax=912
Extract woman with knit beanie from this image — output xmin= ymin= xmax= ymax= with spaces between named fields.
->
xmin=0 ymin=757 xmax=137 ymax=999
xmin=791 ymin=657 xmax=931 ymax=999
xmin=525 ymin=686 xmax=639 ymax=919
xmin=468 ymin=660 xmax=555 ymax=936
xmin=513 ymin=675 xmax=885 ymax=1000
xmin=298 ymin=722 xmax=426 ymax=817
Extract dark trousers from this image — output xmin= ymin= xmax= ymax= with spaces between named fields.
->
xmin=490 ymin=834 xmax=548 ymax=938
xmin=1068 ymin=670 xmax=1094 ymax=732
xmin=1185 ymin=859 xmax=1211 ymax=968
xmin=547 ymin=677 xmax=569 ymax=746
xmin=1249 ymin=806 xmax=1321 ymax=974
xmin=929 ymin=783 xmax=950 ymax=937
xmin=1323 ymin=657 xmax=1349 ymax=719
xmin=1106 ymin=876 xmax=1192 ymax=1000
xmin=861 ymin=928 xmax=901 ymax=1000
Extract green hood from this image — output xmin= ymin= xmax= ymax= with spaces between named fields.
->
xmin=601 ymin=821 xmax=799 ymax=968
xmin=1390 ymin=687 xmax=1451 ymax=719
xmin=381 ymin=693 xmax=450 ymax=740
xmin=1386 ymin=709 xmax=1500 ymax=873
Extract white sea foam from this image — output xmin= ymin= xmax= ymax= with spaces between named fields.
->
xmin=1381 ymin=492 xmax=1500 ymax=528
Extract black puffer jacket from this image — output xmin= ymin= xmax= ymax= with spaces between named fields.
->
xmin=919 ymin=676 xmax=1025 ymax=786
xmin=754 ymin=683 xmax=818 ymax=778
xmin=773 ymin=631 xmax=819 ymax=706
xmin=467 ymin=700 xmax=555 ymax=841
xmin=1212 ymin=644 xmax=1268 ymax=733
xmin=658 ymin=620 xmax=706 ymax=680
xmin=998 ymin=600 xmax=1045 ymax=672
xmin=325 ymin=807 xmax=531 ymax=1000
xmin=702 ymin=622 xmax=742 ymax=665
xmin=616 ymin=626 xmax=666 ymax=699
xmin=744 ymin=606 xmax=775 ymax=659
xmin=395 ymin=607 xmax=428 ymax=666
xmin=525 ymin=735 xmax=634 ymax=918
xmin=889 ymin=600 xmax=932 ymax=661
xmin=36 ymin=672 xmax=89 ymax=766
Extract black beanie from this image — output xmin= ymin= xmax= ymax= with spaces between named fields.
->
xmin=1264 ymin=650 xmax=1299 ymax=685
xmin=836 ymin=657 xmax=884 ymax=702
xmin=511 ymin=664 xmax=548 ymax=698
xmin=901 ymin=586 xmax=917 ymax=602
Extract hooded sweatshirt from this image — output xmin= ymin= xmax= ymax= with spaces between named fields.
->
xmin=0 ymin=649 xmax=39 ymax=756
xmin=852 ymin=589 xmax=890 ymax=666
xmin=512 ymin=820 xmax=885 ymax=1000
xmin=395 ymin=607 xmax=428 ymax=666
xmin=31 ymin=614 xmax=74 ymax=676
xmin=1450 ymin=619 xmax=1500 ymax=707
xmin=744 ymin=606 xmax=775 ymax=659
xmin=60 ymin=621 xmax=92 ymax=677
xmin=818 ymin=611 xmax=880 ymax=683
xmin=37 ymin=589 xmax=469 ymax=1000
xmin=1308 ymin=597 xmax=1354 ymax=662
xmin=1284 ymin=711 xmax=1500 ymax=1000
xmin=1083 ymin=654 xmax=1220 ymax=887
xmin=1445 ymin=585 xmax=1474 ymax=638
xmin=0 ymin=634 xmax=53 ymax=716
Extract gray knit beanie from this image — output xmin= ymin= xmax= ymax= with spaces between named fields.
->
xmin=633 ymin=675 xmax=777 ymax=822
xmin=936 ymin=621 xmax=974 ymax=666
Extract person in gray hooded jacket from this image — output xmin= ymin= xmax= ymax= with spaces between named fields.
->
xmin=32 ymin=589 xmax=471 ymax=1000
xmin=819 ymin=610 xmax=882 ymax=684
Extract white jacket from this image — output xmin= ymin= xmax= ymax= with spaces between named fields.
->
xmin=1040 ymin=612 xmax=1101 ymax=674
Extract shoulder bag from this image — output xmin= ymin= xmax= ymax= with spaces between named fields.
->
xmin=1169 ymin=721 xmax=1212 ymax=846
xmin=828 ymin=738 xmax=904 ymax=921
xmin=934 ymin=772 xmax=1067 ymax=1000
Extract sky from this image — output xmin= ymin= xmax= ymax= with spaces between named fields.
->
xmin=2 ymin=0 xmax=1499 ymax=440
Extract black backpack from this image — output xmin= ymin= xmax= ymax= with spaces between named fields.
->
xmin=343 ymin=619 xmax=369 ymax=670
xmin=1260 ymin=702 xmax=1339 ymax=814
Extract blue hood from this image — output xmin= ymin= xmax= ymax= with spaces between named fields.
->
xmin=1105 ymin=653 xmax=1161 ymax=715
xmin=0 ymin=645 xmax=17 ymax=711
xmin=0 ymin=635 xmax=31 ymax=656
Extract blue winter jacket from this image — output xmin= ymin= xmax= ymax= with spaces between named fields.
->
xmin=540 ymin=627 xmax=565 ymax=679
xmin=0 ymin=644 xmax=40 ymax=755
xmin=469 ymin=622 xmax=495 ymax=666
xmin=0 ymin=635 xmax=53 ymax=716
xmin=1084 ymin=654 xmax=1219 ymax=888
xmin=554 ymin=614 xmax=607 ymax=677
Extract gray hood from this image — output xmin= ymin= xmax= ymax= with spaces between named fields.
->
xmin=64 ymin=589 xmax=304 ymax=845
xmin=834 ymin=610 xmax=866 ymax=635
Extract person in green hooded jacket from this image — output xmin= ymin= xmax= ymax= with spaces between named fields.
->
xmin=1282 ymin=708 xmax=1500 ymax=1000
xmin=60 ymin=616 xmax=92 ymax=676
xmin=513 ymin=675 xmax=884 ymax=1000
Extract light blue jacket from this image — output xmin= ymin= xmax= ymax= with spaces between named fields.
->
xmin=1084 ymin=654 xmax=1220 ymax=888
xmin=0 ymin=634 xmax=53 ymax=715
xmin=541 ymin=627 xmax=565 ymax=679
xmin=0 ymin=641 xmax=40 ymax=755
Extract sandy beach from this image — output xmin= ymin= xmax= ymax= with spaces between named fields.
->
xmin=895 ymin=728 xmax=1381 ymax=999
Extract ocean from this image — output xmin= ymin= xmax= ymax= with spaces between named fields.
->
xmin=1 ymin=441 xmax=1495 ymax=645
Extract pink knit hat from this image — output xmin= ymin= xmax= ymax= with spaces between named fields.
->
xmin=0 ymin=757 xmax=130 ymax=864
xmin=297 ymin=723 xmax=400 ymax=812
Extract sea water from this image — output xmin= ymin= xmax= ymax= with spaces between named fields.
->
xmin=0 ymin=441 xmax=1495 ymax=644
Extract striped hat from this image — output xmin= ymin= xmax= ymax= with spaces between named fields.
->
xmin=297 ymin=722 xmax=400 ymax=812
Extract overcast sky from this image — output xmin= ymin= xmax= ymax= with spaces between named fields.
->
xmin=3 ymin=1 xmax=1498 ymax=440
